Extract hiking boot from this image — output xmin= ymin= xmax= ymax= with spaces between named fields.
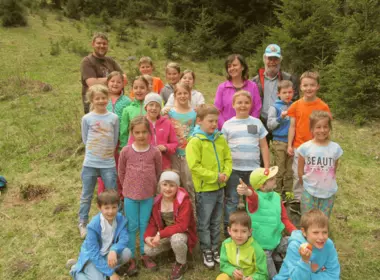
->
xmin=78 ymin=223 xmax=87 ymax=239
xmin=65 ymin=259 xmax=76 ymax=270
xmin=141 ymin=255 xmax=158 ymax=271
xmin=202 ymin=250 xmax=215 ymax=269
xmin=212 ymin=249 xmax=220 ymax=264
xmin=126 ymin=258 xmax=138 ymax=277
xmin=170 ymin=262 xmax=188 ymax=280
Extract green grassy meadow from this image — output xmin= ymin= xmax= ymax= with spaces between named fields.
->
xmin=0 ymin=13 xmax=379 ymax=280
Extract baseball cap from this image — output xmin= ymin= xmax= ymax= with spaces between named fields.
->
xmin=249 ymin=166 xmax=278 ymax=190
xmin=264 ymin=44 xmax=281 ymax=58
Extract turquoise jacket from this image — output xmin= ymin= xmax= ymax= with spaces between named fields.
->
xmin=106 ymin=95 xmax=131 ymax=120
xmin=220 ymin=236 xmax=268 ymax=279
xmin=186 ymin=126 xmax=232 ymax=192
xmin=119 ymin=99 xmax=146 ymax=148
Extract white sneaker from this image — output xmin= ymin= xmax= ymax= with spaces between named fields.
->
xmin=78 ymin=223 xmax=87 ymax=239
xmin=212 ymin=250 xmax=220 ymax=264
xmin=203 ymin=250 xmax=215 ymax=269
xmin=66 ymin=259 xmax=76 ymax=270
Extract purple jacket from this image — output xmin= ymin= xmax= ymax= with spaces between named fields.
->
xmin=214 ymin=80 xmax=262 ymax=129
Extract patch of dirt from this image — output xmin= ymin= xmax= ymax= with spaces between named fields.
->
xmin=335 ymin=213 xmax=348 ymax=222
xmin=19 ymin=183 xmax=50 ymax=201
xmin=12 ymin=260 xmax=32 ymax=275
xmin=0 ymin=77 xmax=52 ymax=101
xmin=372 ymin=229 xmax=380 ymax=240
xmin=53 ymin=203 xmax=69 ymax=214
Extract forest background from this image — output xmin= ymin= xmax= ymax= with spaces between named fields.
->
xmin=0 ymin=0 xmax=379 ymax=279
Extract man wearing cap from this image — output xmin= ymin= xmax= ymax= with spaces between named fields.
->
xmin=80 ymin=32 xmax=125 ymax=114
xmin=252 ymin=44 xmax=299 ymax=145
xmin=237 ymin=167 xmax=296 ymax=279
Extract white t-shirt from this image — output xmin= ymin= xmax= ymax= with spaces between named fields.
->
xmin=100 ymin=214 xmax=117 ymax=256
xmin=298 ymin=140 xmax=343 ymax=198
xmin=222 ymin=116 xmax=267 ymax=171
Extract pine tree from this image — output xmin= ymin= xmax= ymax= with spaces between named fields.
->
xmin=325 ymin=0 xmax=380 ymax=123
xmin=1 ymin=0 xmax=28 ymax=27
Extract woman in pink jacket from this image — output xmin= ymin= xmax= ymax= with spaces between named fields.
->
xmin=214 ymin=54 xmax=262 ymax=130
xmin=128 ymin=93 xmax=178 ymax=170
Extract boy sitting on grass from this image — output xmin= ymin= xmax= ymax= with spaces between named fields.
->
xmin=237 ymin=167 xmax=296 ymax=279
xmin=217 ymin=211 xmax=268 ymax=280
xmin=274 ymin=209 xmax=340 ymax=280
xmin=67 ymin=190 xmax=131 ymax=280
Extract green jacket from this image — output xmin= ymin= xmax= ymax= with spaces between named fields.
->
xmin=220 ymin=236 xmax=268 ymax=279
xmin=186 ymin=130 xmax=232 ymax=193
xmin=248 ymin=191 xmax=285 ymax=250
xmin=119 ymin=99 xmax=146 ymax=148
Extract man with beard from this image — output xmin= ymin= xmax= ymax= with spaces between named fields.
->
xmin=252 ymin=44 xmax=298 ymax=145
xmin=80 ymin=32 xmax=124 ymax=114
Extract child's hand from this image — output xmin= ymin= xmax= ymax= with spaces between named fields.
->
xmin=243 ymin=277 xmax=253 ymax=280
xmin=233 ymin=269 xmax=244 ymax=280
xmin=161 ymin=107 xmax=171 ymax=115
xmin=299 ymin=243 xmax=312 ymax=263
xmin=237 ymin=178 xmax=250 ymax=196
xmin=107 ymin=251 xmax=118 ymax=268
xmin=145 ymin=237 xmax=155 ymax=247
xmin=157 ymin=145 xmax=167 ymax=152
xmin=152 ymin=233 xmax=160 ymax=247
xmin=287 ymin=146 xmax=294 ymax=156
xmin=218 ymin=173 xmax=227 ymax=183
xmin=311 ymin=263 xmax=319 ymax=272
xmin=281 ymin=110 xmax=288 ymax=119
xmin=110 ymin=273 xmax=120 ymax=280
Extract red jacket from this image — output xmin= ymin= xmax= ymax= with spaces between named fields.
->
xmin=246 ymin=186 xmax=297 ymax=234
xmin=128 ymin=115 xmax=178 ymax=170
xmin=144 ymin=187 xmax=198 ymax=252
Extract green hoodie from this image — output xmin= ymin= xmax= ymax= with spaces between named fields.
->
xmin=220 ymin=236 xmax=268 ymax=279
xmin=185 ymin=127 xmax=232 ymax=192
xmin=119 ymin=99 xmax=146 ymax=148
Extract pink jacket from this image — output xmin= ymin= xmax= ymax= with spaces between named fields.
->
xmin=214 ymin=80 xmax=262 ymax=130
xmin=128 ymin=116 xmax=178 ymax=170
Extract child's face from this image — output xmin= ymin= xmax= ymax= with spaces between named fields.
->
xmin=92 ymin=92 xmax=108 ymax=111
xmin=139 ymin=63 xmax=153 ymax=75
xmin=227 ymin=58 xmax=244 ymax=79
xmin=300 ymin=77 xmax=320 ymax=100
xmin=312 ymin=118 xmax=330 ymax=142
xmin=160 ymin=180 xmax=178 ymax=200
xmin=260 ymin=177 xmax=276 ymax=192
xmin=108 ymin=75 xmax=123 ymax=96
xmin=278 ymin=87 xmax=294 ymax=103
xmin=98 ymin=203 xmax=118 ymax=224
xmin=133 ymin=79 xmax=149 ymax=101
xmin=233 ymin=95 xmax=251 ymax=117
xmin=132 ymin=123 xmax=149 ymax=144
xmin=198 ymin=114 xmax=218 ymax=134
xmin=228 ymin=223 xmax=252 ymax=246
xmin=166 ymin=68 xmax=180 ymax=85
xmin=175 ymin=87 xmax=190 ymax=107
xmin=180 ymin=73 xmax=194 ymax=88
xmin=146 ymin=102 xmax=161 ymax=120
xmin=302 ymin=225 xmax=329 ymax=249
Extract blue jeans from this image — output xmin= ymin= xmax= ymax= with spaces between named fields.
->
xmin=196 ymin=189 xmax=224 ymax=251
xmin=124 ymin=197 xmax=154 ymax=257
xmin=224 ymin=170 xmax=251 ymax=236
xmin=79 ymin=166 xmax=117 ymax=223
xmin=73 ymin=248 xmax=131 ymax=280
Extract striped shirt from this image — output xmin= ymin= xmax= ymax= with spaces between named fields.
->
xmin=222 ymin=116 xmax=267 ymax=171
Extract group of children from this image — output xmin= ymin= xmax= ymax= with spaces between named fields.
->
xmin=68 ymin=55 xmax=342 ymax=280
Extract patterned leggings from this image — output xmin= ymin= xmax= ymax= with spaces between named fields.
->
xmin=144 ymin=233 xmax=188 ymax=264
xmin=301 ymin=190 xmax=335 ymax=217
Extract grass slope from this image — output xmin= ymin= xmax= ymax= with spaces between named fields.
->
xmin=0 ymin=13 xmax=379 ymax=280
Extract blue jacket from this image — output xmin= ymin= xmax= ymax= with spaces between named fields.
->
xmin=71 ymin=213 xmax=129 ymax=277
xmin=274 ymin=230 xmax=340 ymax=280
xmin=267 ymin=99 xmax=292 ymax=142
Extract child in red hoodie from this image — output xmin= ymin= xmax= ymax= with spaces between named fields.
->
xmin=143 ymin=171 xmax=197 ymax=280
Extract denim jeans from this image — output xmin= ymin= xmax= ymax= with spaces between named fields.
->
xmin=224 ymin=170 xmax=251 ymax=236
xmin=196 ymin=188 xmax=224 ymax=251
xmin=73 ymin=248 xmax=131 ymax=280
xmin=124 ymin=197 xmax=154 ymax=257
xmin=79 ymin=166 xmax=117 ymax=223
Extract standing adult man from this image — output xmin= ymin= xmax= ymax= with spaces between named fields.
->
xmin=80 ymin=32 xmax=124 ymax=113
xmin=252 ymin=44 xmax=299 ymax=145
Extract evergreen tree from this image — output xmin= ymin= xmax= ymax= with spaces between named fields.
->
xmin=325 ymin=0 xmax=380 ymax=123
xmin=64 ymin=0 xmax=82 ymax=19
xmin=266 ymin=0 xmax=339 ymax=74
xmin=1 ymin=0 xmax=28 ymax=27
